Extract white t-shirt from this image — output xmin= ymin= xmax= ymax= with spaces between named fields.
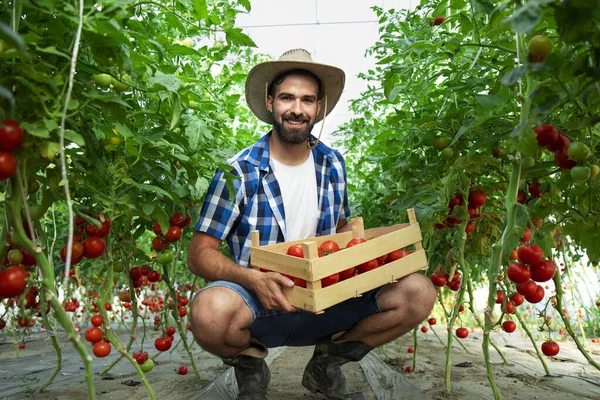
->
xmin=270 ymin=152 xmax=319 ymax=241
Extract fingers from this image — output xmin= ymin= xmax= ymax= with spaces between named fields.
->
xmin=275 ymin=273 xmax=295 ymax=288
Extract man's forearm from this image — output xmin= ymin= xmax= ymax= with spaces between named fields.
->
xmin=188 ymin=246 xmax=258 ymax=290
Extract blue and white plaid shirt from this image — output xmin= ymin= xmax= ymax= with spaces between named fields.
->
xmin=196 ymin=132 xmax=351 ymax=267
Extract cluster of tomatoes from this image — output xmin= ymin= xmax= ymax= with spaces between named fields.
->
xmin=429 ymin=267 xmax=462 ymax=292
xmin=151 ymin=212 xmax=191 ymax=265
xmin=0 ymin=120 xmax=24 ymax=181
xmin=507 ymin=243 xmax=556 ymax=305
xmin=84 ymin=315 xmax=112 ymax=357
xmin=59 ymin=214 xmax=111 ymax=266
xmin=436 ymin=189 xmax=486 ymax=233
xmin=533 ymin=123 xmax=598 ymax=182
xmin=278 ymin=238 xmax=414 ymax=288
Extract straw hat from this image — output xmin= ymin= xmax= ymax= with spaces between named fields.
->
xmin=245 ymin=48 xmax=346 ymax=124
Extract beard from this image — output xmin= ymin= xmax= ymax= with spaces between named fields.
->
xmin=272 ymin=111 xmax=316 ymax=145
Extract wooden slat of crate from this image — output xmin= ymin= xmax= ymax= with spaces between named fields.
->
xmin=255 ymin=223 xmax=411 ymax=255
xmin=251 ymin=223 xmax=423 ymax=281
xmin=249 ymin=248 xmax=312 ymax=280
xmin=258 ymin=231 xmax=355 ymax=254
xmin=306 ymin=223 xmax=422 ymax=280
xmin=282 ymin=249 xmax=427 ymax=313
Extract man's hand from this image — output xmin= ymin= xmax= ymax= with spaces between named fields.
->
xmin=250 ymin=271 xmax=298 ymax=313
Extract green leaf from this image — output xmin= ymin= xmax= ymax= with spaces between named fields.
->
xmin=43 ymin=118 xmax=58 ymax=132
xmin=471 ymin=0 xmax=495 ymax=15
xmin=504 ymin=3 xmax=541 ymax=33
xmin=115 ymin=122 xmax=133 ymax=139
xmin=0 ymin=21 xmax=26 ymax=55
xmin=64 ymin=130 xmax=86 ymax=146
xmin=191 ymin=177 xmax=209 ymax=199
xmin=22 ymin=122 xmax=50 ymax=138
xmin=36 ymin=46 xmax=70 ymax=59
xmin=239 ymin=0 xmax=251 ymax=12
xmin=0 ymin=85 xmax=15 ymax=109
xmin=184 ymin=115 xmax=213 ymax=152
xmin=148 ymin=71 xmax=184 ymax=93
xmin=135 ymin=183 xmax=173 ymax=200
xmin=225 ymin=28 xmax=257 ymax=47
xmin=170 ymin=93 xmax=182 ymax=130
xmin=501 ymin=66 xmax=526 ymax=87
xmin=142 ymin=202 xmax=155 ymax=216
xmin=474 ymin=94 xmax=502 ymax=110
xmin=152 ymin=207 xmax=170 ymax=235
xmin=192 ymin=0 xmax=209 ymax=20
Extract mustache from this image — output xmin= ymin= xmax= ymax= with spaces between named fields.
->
xmin=282 ymin=114 xmax=309 ymax=122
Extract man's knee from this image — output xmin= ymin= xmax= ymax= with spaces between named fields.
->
xmin=190 ymin=287 xmax=250 ymax=348
xmin=382 ymin=273 xmax=437 ymax=315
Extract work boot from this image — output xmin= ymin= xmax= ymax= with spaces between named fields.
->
xmin=302 ymin=333 xmax=373 ymax=400
xmin=222 ymin=339 xmax=270 ymax=400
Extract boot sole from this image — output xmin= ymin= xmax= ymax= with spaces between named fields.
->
xmin=301 ymin=373 xmax=324 ymax=395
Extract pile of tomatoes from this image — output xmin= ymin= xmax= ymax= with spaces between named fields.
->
xmin=277 ymin=238 xmax=414 ymax=288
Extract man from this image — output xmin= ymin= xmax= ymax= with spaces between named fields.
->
xmin=188 ymin=49 xmax=437 ymax=400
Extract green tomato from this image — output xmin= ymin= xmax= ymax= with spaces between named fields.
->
xmin=111 ymin=75 xmax=131 ymax=92
xmin=567 ymin=142 xmax=591 ymax=162
xmin=590 ymin=164 xmax=600 ymax=181
xmin=93 ymin=74 xmax=112 ymax=88
xmin=140 ymin=359 xmax=155 ymax=372
xmin=114 ymin=261 xmax=124 ymax=273
xmin=156 ymin=250 xmax=174 ymax=265
xmin=180 ymin=37 xmax=194 ymax=48
xmin=28 ymin=181 xmax=40 ymax=194
xmin=7 ymin=249 xmax=24 ymax=265
xmin=28 ymin=204 xmax=46 ymax=220
xmin=522 ymin=156 xmax=535 ymax=168
xmin=440 ymin=148 xmax=455 ymax=160
xmin=433 ymin=137 xmax=451 ymax=150
xmin=570 ymin=166 xmax=591 ymax=182
xmin=528 ymin=35 xmax=552 ymax=60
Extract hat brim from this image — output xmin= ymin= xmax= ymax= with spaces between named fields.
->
xmin=245 ymin=60 xmax=345 ymax=124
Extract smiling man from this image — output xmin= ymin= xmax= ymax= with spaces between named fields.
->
xmin=187 ymin=49 xmax=437 ymax=400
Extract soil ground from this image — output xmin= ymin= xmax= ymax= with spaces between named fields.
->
xmin=1 ymin=326 xmax=599 ymax=400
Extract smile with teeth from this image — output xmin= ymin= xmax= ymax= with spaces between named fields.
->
xmin=285 ymin=119 xmax=306 ymax=126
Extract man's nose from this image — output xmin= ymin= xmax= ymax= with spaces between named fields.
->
xmin=290 ymin=99 xmax=303 ymax=115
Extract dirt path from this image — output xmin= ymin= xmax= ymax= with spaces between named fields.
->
xmin=1 ymin=327 xmax=599 ymax=399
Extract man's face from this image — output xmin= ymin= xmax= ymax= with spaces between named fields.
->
xmin=267 ymin=74 xmax=321 ymax=144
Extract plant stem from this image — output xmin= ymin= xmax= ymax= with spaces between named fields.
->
xmin=6 ymin=179 xmax=97 ymax=399
xmin=554 ymin=251 xmax=600 ymax=371
xmin=514 ymin=310 xmax=550 ymax=375
xmin=161 ymin=264 xmax=202 ymax=380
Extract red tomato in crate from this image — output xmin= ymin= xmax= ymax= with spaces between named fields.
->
xmin=286 ymin=244 xmax=304 ymax=258
xmin=357 ymin=259 xmax=379 ymax=274
xmin=387 ymin=249 xmax=413 ymax=262
xmin=321 ymin=273 xmax=340 ymax=288
xmin=339 ymin=267 xmax=356 ymax=280
xmin=293 ymin=277 xmax=307 ymax=288
xmin=346 ymin=238 xmax=366 ymax=248
xmin=319 ymin=240 xmax=339 ymax=255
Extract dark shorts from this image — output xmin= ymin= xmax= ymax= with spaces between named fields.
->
xmin=194 ymin=281 xmax=384 ymax=348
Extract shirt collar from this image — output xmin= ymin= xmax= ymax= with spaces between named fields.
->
xmin=241 ymin=131 xmax=335 ymax=171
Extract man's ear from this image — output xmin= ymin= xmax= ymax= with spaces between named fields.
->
xmin=266 ymin=95 xmax=273 ymax=113
xmin=316 ymin=98 xmax=322 ymax=116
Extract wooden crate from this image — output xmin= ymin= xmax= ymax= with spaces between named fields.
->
xmin=249 ymin=209 xmax=428 ymax=313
